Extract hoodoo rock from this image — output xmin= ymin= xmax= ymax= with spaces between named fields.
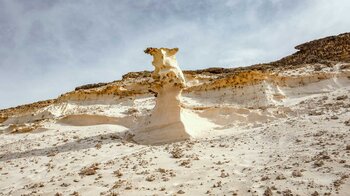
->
xmin=133 ymin=48 xmax=190 ymax=144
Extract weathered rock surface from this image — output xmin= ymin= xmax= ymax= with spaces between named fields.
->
xmin=133 ymin=48 xmax=190 ymax=144
xmin=0 ymin=33 xmax=350 ymax=125
xmin=269 ymin=32 xmax=350 ymax=67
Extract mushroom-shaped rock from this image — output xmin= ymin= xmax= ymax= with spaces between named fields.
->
xmin=133 ymin=48 xmax=190 ymax=144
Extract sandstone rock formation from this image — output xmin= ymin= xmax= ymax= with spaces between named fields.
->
xmin=133 ymin=48 xmax=190 ymax=145
xmin=1 ymin=33 xmax=350 ymax=196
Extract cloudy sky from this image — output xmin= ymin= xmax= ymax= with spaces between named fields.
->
xmin=0 ymin=0 xmax=350 ymax=109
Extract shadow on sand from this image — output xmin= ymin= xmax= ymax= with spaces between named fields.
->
xmin=0 ymin=131 xmax=133 ymax=162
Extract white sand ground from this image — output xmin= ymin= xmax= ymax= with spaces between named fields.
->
xmin=1 ymin=71 xmax=350 ymax=196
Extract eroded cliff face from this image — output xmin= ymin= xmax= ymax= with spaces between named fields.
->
xmin=53 ymin=34 xmax=350 ymax=105
xmin=0 ymin=32 xmax=350 ymax=137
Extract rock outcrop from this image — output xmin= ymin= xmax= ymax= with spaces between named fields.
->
xmin=1 ymin=32 xmax=350 ymax=125
xmin=270 ymin=32 xmax=350 ymax=67
xmin=133 ymin=48 xmax=190 ymax=144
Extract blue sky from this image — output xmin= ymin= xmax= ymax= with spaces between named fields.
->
xmin=1 ymin=0 xmax=350 ymax=109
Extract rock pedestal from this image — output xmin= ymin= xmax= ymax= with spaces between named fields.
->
xmin=134 ymin=48 xmax=190 ymax=145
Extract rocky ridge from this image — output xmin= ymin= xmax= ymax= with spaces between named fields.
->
xmin=1 ymin=33 xmax=350 ymax=119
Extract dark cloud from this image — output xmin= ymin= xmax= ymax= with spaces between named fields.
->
xmin=0 ymin=0 xmax=349 ymax=109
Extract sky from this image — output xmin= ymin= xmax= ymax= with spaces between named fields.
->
xmin=0 ymin=0 xmax=350 ymax=109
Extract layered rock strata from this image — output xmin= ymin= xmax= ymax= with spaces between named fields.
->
xmin=0 ymin=32 xmax=350 ymax=136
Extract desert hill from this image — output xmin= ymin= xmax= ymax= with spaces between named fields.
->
xmin=1 ymin=33 xmax=349 ymax=119
xmin=0 ymin=33 xmax=350 ymax=195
